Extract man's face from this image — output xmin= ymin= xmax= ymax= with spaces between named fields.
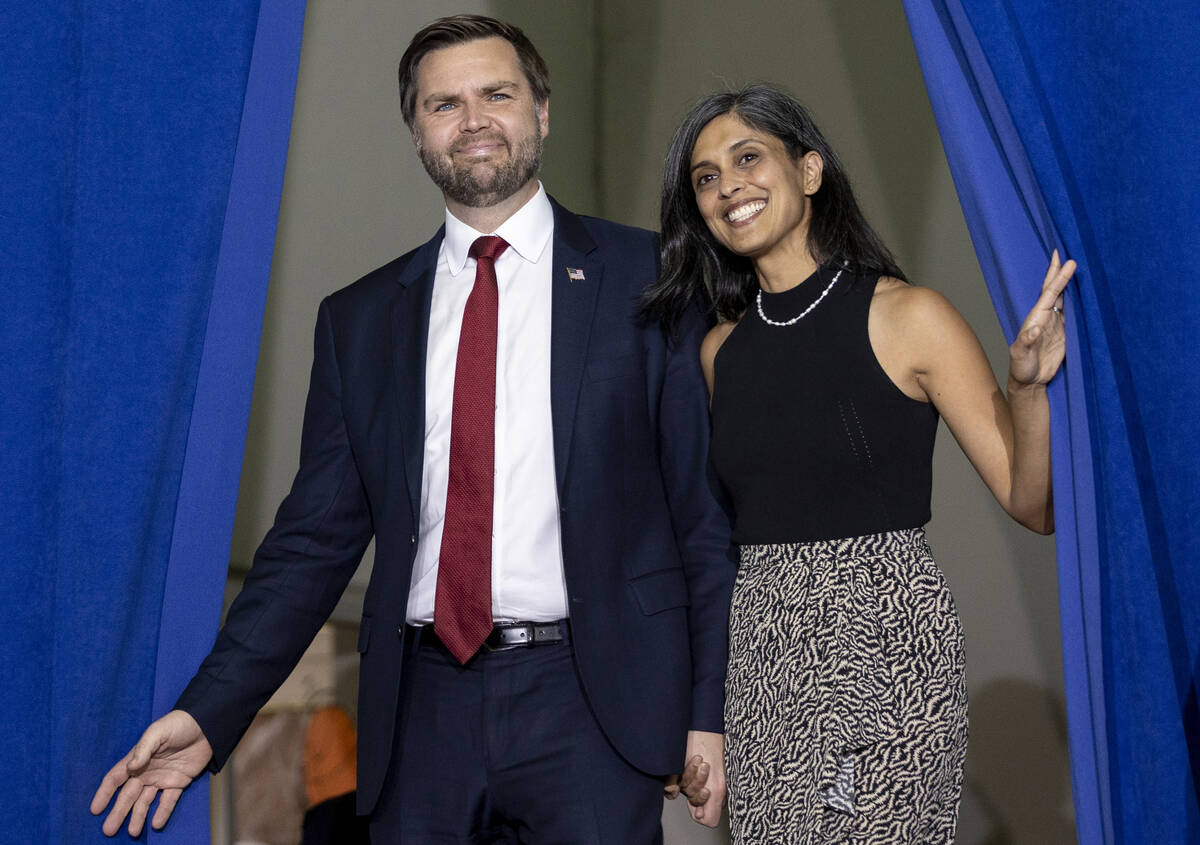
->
xmin=410 ymin=37 xmax=549 ymax=209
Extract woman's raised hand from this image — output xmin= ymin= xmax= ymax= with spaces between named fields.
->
xmin=1009 ymin=250 xmax=1077 ymax=387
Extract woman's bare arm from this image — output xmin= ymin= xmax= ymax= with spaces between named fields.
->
xmin=872 ymin=253 xmax=1075 ymax=533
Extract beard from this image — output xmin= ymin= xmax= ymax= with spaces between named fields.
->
xmin=416 ymin=129 xmax=543 ymax=208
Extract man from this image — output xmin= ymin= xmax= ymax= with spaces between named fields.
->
xmin=92 ymin=15 xmax=732 ymax=843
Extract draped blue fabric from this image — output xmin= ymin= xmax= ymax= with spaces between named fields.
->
xmin=0 ymin=1 xmax=304 ymax=842
xmin=903 ymin=1 xmax=1200 ymax=842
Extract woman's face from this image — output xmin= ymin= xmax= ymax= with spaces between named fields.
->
xmin=688 ymin=113 xmax=822 ymax=264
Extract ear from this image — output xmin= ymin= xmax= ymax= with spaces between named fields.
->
xmin=801 ymin=151 xmax=824 ymax=195
xmin=537 ymin=99 xmax=550 ymax=139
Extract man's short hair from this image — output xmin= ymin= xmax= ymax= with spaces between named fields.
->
xmin=398 ymin=15 xmax=551 ymax=130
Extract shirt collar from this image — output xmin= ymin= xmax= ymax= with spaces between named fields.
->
xmin=442 ymin=183 xmax=554 ymax=275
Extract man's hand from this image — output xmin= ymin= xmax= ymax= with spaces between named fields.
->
xmin=90 ymin=709 xmax=213 ymax=837
xmin=679 ymin=730 xmax=726 ymax=828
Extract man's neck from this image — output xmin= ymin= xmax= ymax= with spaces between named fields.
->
xmin=444 ymin=179 xmax=540 ymax=234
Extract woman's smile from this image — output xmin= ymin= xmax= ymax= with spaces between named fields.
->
xmin=725 ymin=199 xmax=767 ymax=224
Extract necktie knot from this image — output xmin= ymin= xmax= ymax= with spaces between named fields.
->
xmin=469 ymin=235 xmax=509 ymax=264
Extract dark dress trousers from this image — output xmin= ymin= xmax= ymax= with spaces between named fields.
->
xmin=175 ymin=199 xmax=735 ymax=817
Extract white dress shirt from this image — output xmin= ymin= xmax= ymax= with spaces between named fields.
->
xmin=406 ymin=185 xmax=568 ymax=624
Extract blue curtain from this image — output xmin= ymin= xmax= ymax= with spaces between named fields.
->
xmin=0 ymin=1 xmax=304 ymax=842
xmin=902 ymin=1 xmax=1200 ymax=842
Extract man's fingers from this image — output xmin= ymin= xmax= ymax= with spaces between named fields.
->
xmin=682 ymin=763 xmax=711 ymax=804
xmin=679 ymin=755 xmax=707 ymax=791
xmin=663 ymin=773 xmax=681 ymax=799
xmin=153 ymin=788 xmax=182 ymax=830
xmin=683 ymin=762 xmax=712 ymax=806
xmin=92 ymin=747 xmax=144 ymax=814
xmin=126 ymin=784 xmax=157 ymax=838
xmin=673 ymin=753 xmax=707 ymax=800
xmin=102 ymin=777 xmax=143 ymax=837
xmin=90 ymin=768 xmax=122 ymax=814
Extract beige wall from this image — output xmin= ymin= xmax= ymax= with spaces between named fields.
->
xmin=229 ymin=2 xmax=1073 ymax=842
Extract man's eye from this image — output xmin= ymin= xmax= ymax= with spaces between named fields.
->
xmin=434 ymin=102 xmax=455 ymax=112
xmin=489 ymin=93 xmax=511 ymax=101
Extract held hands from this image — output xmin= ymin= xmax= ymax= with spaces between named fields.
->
xmin=1009 ymin=250 xmax=1077 ymax=388
xmin=663 ymin=730 xmax=726 ymax=828
xmin=90 ymin=709 xmax=213 ymax=837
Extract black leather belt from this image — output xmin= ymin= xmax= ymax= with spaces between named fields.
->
xmin=484 ymin=620 xmax=568 ymax=651
xmin=407 ymin=620 xmax=569 ymax=654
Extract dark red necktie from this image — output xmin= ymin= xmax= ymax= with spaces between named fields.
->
xmin=434 ymin=235 xmax=508 ymax=663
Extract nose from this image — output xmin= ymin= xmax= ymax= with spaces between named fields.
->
xmin=459 ymin=100 xmax=489 ymax=132
xmin=717 ymin=173 xmax=743 ymax=198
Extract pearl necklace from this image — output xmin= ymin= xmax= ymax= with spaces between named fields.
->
xmin=756 ymin=265 xmax=844 ymax=327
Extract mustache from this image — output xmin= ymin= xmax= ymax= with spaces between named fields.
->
xmin=451 ymin=133 xmax=509 ymax=154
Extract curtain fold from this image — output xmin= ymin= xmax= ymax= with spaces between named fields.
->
xmin=0 ymin=1 xmax=304 ymax=842
xmin=903 ymin=1 xmax=1200 ymax=842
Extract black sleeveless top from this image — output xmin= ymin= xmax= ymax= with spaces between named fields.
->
xmin=710 ymin=266 xmax=938 ymax=544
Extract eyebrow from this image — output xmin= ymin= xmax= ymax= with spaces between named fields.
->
xmin=481 ymin=80 xmax=519 ymax=94
xmin=421 ymin=80 xmax=521 ymax=109
xmin=689 ymin=138 xmax=759 ymax=173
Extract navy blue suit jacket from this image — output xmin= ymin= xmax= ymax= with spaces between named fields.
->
xmin=176 ymin=199 xmax=735 ymax=815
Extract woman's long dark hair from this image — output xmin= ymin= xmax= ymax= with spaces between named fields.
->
xmin=642 ymin=83 xmax=906 ymax=331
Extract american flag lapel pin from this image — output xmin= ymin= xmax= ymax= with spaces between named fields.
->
xmin=567 ymin=267 xmax=586 ymax=282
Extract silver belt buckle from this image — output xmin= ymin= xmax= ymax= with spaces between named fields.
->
xmin=484 ymin=622 xmax=534 ymax=651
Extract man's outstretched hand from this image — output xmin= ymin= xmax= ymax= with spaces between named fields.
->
xmin=90 ymin=709 xmax=213 ymax=837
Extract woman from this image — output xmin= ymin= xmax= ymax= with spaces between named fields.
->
xmin=645 ymin=84 xmax=1074 ymax=843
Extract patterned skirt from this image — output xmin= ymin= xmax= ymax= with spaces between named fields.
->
xmin=725 ymin=528 xmax=967 ymax=844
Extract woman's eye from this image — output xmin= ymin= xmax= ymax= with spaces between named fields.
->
xmin=695 ymin=173 xmax=715 ymax=188
xmin=738 ymin=152 xmax=758 ymax=165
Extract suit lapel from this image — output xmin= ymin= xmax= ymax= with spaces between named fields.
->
xmin=549 ymin=199 xmax=602 ymax=495
xmin=390 ymin=230 xmax=442 ymax=522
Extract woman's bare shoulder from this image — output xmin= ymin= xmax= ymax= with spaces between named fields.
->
xmin=872 ymin=277 xmax=960 ymax=329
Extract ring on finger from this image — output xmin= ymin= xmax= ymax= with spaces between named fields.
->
xmin=1050 ymin=305 xmax=1063 ymax=314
